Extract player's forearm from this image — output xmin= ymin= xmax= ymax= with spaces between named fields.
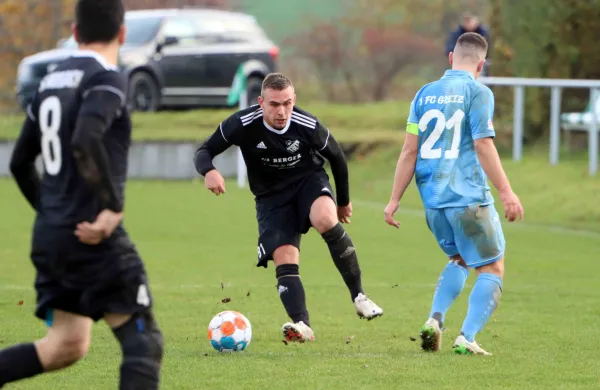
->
xmin=71 ymin=116 xmax=123 ymax=212
xmin=320 ymin=139 xmax=350 ymax=206
xmin=474 ymin=138 xmax=512 ymax=193
xmin=9 ymin=163 xmax=40 ymax=211
xmin=193 ymin=131 xmax=231 ymax=176
xmin=389 ymin=150 xmax=417 ymax=203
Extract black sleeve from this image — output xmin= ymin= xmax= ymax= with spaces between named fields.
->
xmin=9 ymin=107 xmax=41 ymax=211
xmin=71 ymin=70 xmax=126 ymax=212
xmin=312 ymin=122 xmax=350 ymax=206
xmin=193 ymin=114 xmax=241 ymax=176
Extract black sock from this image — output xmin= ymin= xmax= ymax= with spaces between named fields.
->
xmin=276 ymin=264 xmax=310 ymax=327
xmin=322 ymin=223 xmax=364 ymax=301
xmin=0 ymin=343 xmax=44 ymax=385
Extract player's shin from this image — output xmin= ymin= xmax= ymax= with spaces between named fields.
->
xmin=276 ymin=264 xmax=310 ymax=326
xmin=112 ymin=311 xmax=163 ymax=390
xmin=0 ymin=343 xmax=44 ymax=385
xmin=460 ymin=273 xmax=503 ymax=342
xmin=321 ymin=223 xmax=364 ymax=300
xmin=429 ymin=260 xmax=469 ymax=327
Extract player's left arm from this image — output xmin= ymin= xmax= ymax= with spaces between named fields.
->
xmin=71 ymin=70 xmax=126 ymax=214
xmin=9 ymin=105 xmax=42 ymax=211
xmin=312 ymin=122 xmax=350 ymax=207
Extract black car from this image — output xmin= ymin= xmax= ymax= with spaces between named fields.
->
xmin=15 ymin=8 xmax=278 ymax=111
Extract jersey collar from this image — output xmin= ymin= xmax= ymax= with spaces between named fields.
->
xmin=263 ymin=118 xmax=291 ymax=135
xmin=441 ymin=69 xmax=475 ymax=80
xmin=71 ymin=50 xmax=118 ymax=71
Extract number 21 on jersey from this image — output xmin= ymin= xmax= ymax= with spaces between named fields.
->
xmin=418 ymin=108 xmax=465 ymax=159
xmin=39 ymin=96 xmax=62 ymax=175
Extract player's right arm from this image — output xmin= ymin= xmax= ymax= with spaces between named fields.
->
xmin=9 ymin=105 xmax=42 ymax=211
xmin=471 ymin=87 xmax=524 ymax=222
xmin=384 ymin=98 xmax=419 ymax=228
xmin=193 ymin=115 xmax=241 ymax=195
xmin=71 ymin=70 xmax=126 ymax=242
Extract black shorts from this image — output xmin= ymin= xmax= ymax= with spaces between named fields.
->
xmin=31 ymin=222 xmax=153 ymax=323
xmin=255 ymin=171 xmax=334 ymax=268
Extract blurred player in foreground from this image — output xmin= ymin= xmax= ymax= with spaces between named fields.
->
xmin=1 ymin=0 xmax=163 ymax=388
xmin=384 ymin=32 xmax=523 ymax=355
xmin=194 ymin=73 xmax=383 ymax=342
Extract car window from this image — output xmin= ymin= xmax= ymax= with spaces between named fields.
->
xmin=162 ymin=17 xmax=197 ymax=43
xmin=59 ymin=15 xmax=162 ymax=49
xmin=193 ymin=17 xmax=267 ymax=43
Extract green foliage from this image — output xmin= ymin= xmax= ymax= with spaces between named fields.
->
xmin=490 ymin=0 xmax=600 ymax=142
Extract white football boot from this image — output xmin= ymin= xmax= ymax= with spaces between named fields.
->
xmin=420 ymin=317 xmax=443 ymax=352
xmin=354 ymin=293 xmax=384 ymax=320
xmin=281 ymin=321 xmax=315 ymax=343
xmin=452 ymin=335 xmax=492 ymax=356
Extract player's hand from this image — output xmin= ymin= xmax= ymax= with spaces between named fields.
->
xmin=499 ymin=189 xmax=524 ymax=222
xmin=337 ymin=203 xmax=352 ymax=224
xmin=384 ymin=201 xmax=400 ymax=228
xmin=205 ymin=169 xmax=226 ymax=196
xmin=75 ymin=209 xmax=123 ymax=245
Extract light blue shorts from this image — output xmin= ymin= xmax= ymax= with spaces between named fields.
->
xmin=425 ymin=204 xmax=505 ymax=268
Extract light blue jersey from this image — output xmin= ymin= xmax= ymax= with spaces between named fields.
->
xmin=406 ymin=69 xmax=495 ymax=209
xmin=406 ymin=70 xmax=505 ymax=267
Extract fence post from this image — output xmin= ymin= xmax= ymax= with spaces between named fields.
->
xmin=512 ymin=86 xmax=525 ymax=161
xmin=549 ymin=86 xmax=562 ymax=165
xmin=589 ymin=88 xmax=599 ymax=176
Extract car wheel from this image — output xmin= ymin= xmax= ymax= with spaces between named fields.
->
xmin=246 ymin=76 xmax=263 ymax=107
xmin=128 ymin=72 xmax=160 ymax=112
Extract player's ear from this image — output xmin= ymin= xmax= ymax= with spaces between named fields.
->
xmin=257 ymin=95 xmax=264 ymax=107
xmin=476 ymin=58 xmax=485 ymax=73
xmin=292 ymin=93 xmax=296 ymax=105
xmin=448 ymin=51 xmax=453 ymax=66
xmin=72 ymin=23 xmax=80 ymax=43
xmin=118 ymin=25 xmax=126 ymax=46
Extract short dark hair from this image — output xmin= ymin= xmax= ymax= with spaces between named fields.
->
xmin=75 ymin=0 xmax=125 ymax=44
xmin=261 ymin=73 xmax=293 ymax=95
xmin=455 ymin=32 xmax=488 ymax=61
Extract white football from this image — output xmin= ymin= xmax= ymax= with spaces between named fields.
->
xmin=207 ymin=310 xmax=252 ymax=352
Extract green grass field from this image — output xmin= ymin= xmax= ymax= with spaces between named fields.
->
xmin=0 ymin=147 xmax=599 ymax=389
xmin=0 ymin=101 xmax=409 ymax=143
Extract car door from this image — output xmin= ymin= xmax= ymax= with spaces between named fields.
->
xmin=154 ymin=16 xmax=207 ymax=99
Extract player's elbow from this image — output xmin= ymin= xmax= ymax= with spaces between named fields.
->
xmin=474 ymin=137 xmax=495 ymax=155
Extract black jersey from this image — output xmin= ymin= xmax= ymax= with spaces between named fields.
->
xmin=194 ymin=105 xmax=350 ymax=205
xmin=9 ymin=50 xmax=130 ymax=228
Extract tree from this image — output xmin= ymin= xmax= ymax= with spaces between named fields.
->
xmin=284 ymin=0 xmax=443 ymax=103
xmin=489 ymin=0 xmax=600 ymax=143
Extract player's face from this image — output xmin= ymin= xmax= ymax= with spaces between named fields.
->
xmin=258 ymin=87 xmax=296 ymax=130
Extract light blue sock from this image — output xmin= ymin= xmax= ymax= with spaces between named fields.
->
xmin=429 ymin=261 xmax=469 ymax=326
xmin=461 ymin=273 xmax=503 ymax=342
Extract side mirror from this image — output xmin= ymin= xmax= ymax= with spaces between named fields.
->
xmin=157 ymin=35 xmax=179 ymax=51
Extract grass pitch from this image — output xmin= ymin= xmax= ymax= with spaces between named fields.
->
xmin=0 ymin=148 xmax=599 ymax=389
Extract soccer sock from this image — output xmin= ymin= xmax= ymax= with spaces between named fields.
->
xmin=429 ymin=260 xmax=469 ymax=327
xmin=460 ymin=273 xmax=503 ymax=342
xmin=276 ymin=264 xmax=310 ymax=327
xmin=0 ymin=343 xmax=44 ymax=385
xmin=321 ymin=223 xmax=364 ymax=301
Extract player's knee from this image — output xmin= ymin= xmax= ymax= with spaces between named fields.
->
xmin=450 ymin=255 xmax=468 ymax=269
xmin=476 ymin=256 xmax=504 ymax=278
xmin=113 ymin=311 xmax=163 ymax=388
xmin=41 ymin=333 xmax=90 ymax=369
xmin=273 ymin=245 xmax=299 ymax=266
xmin=309 ymin=197 xmax=338 ymax=234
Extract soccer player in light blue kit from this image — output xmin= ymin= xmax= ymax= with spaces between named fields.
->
xmin=384 ymin=32 xmax=524 ymax=355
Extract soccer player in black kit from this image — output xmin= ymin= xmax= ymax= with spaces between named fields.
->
xmin=1 ymin=0 xmax=163 ymax=388
xmin=194 ymin=73 xmax=383 ymax=342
